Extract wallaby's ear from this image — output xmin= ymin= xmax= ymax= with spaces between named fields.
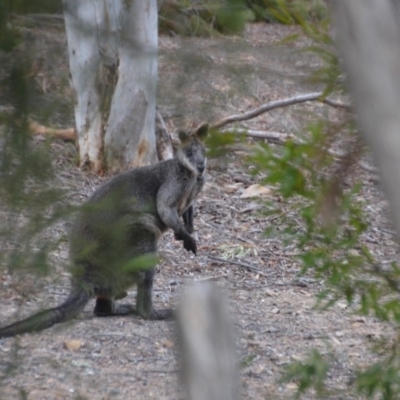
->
xmin=194 ymin=123 xmax=209 ymax=141
xmin=178 ymin=131 xmax=190 ymax=143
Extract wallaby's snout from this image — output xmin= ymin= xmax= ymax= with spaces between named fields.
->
xmin=197 ymin=162 xmax=206 ymax=175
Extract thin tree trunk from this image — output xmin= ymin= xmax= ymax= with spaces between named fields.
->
xmin=332 ymin=1 xmax=400 ymax=234
xmin=177 ymin=282 xmax=241 ymax=400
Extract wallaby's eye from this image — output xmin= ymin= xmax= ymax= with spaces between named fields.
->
xmin=186 ymin=150 xmax=192 ymax=157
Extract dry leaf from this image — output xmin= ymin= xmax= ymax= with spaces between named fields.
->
xmin=240 ymin=184 xmax=272 ymax=198
xmin=286 ymin=383 xmax=298 ymax=390
xmin=64 ymin=340 xmax=83 ymax=351
xmin=223 ymin=184 xmax=240 ymax=194
xmin=162 ymin=339 xmax=174 ymax=348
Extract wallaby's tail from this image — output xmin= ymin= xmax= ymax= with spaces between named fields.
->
xmin=0 ymin=290 xmax=91 ymax=338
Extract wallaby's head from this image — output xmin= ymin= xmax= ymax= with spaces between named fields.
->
xmin=177 ymin=123 xmax=208 ymax=177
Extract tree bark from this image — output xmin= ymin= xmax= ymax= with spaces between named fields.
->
xmin=63 ymin=0 xmax=158 ymax=173
xmin=332 ymin=1 xmax=400 ymax=234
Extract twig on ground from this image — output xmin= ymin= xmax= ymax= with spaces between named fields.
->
xmin=10 ymin=13 xmax=64 ymax=27
xmin=322 ymin=97 xmax=352 ymax=109
xmin=12 ymin=13 xmax=64 ymax=20
xmin=208 ymin=254 xmax=273 ymax=277
xmin=357 ymin=160 xmax=378 ymax=174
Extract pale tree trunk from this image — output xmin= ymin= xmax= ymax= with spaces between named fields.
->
xmin=63 ymin=0 xmax=158 ymax=173
xmin=332 ymin=1 xmax=400 ymax=235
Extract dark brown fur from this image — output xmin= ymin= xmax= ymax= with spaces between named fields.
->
xmin=0 ymin=124 xmax=208 ymax=338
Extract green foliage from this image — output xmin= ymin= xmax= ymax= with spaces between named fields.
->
xmin=269 ymin=0 xmax=327 ymax=23
xmin=240 ymin=353 xmax=257 ymax=368
xmin=159 ymin=0 xmax=254 ymax=36
xmin=122 ymin=254 xmax=160 ymax=274
xmin=205 ymin=128 xmax=238 ymax=156
xmin=158 ymin=0 xmax=328 ymax=36
xmin=246 ymin=0 xmax=328 ymax=23
xmin=0 ymin=0 xmax=20 ymax=51
xmin=356 ymin=359 xmax=400 ymax=400
xmin=282 ymin=350 xmax=330 ymax=397
xmin=242 ymin=5 xmax=400 ymax=399
xmin=0 ymin=38 xmax=65 ymax=277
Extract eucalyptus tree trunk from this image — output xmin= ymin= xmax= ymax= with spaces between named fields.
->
xmin=63 ymin=0 xmax=158 ymax=173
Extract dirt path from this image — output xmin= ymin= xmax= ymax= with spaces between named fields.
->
xmin=0 ymin=22 xmax=397 ymax=399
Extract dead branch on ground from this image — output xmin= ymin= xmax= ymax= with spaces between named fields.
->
xmin=212 ymin=92 xmax=351 ymax=129
xmin=28 ymin=120 xmax=76 ymax=141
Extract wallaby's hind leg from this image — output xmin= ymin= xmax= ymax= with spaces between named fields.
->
xmin=136 ymin=268 xmax=173 ymax=320
xmin=182 ymin=205 xmax=194 ymax=234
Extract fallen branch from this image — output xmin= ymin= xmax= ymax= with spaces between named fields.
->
xmin=10 ymin=13 xmax=64 ymax=27
xmin=322 ymin=97 xmax=351 ymax=109
xmin=2 ymin=92 xmax=351 ymax=146
xmin=212 ymin=92 xmax=351 ymax=129
xmin=222 ymin=128 xmax=295 ymax=143
xmin=28 ymin=120 xmax=76 ymax=141
xmin=0 ymin=106 xmax=76 ymax=141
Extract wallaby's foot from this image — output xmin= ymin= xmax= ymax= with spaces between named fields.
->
xmin=182 ymin=235 xmax=197 ymax=255
xmin=136 ymin=307 xmax=174 ymax=320
xmin=175 ymin=234 xmax=197 ymax=254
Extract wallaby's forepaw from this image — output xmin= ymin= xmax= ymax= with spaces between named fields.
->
xmin=183 ymin=236 xmax=197 ymax=255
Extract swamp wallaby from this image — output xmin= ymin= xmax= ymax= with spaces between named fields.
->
xmin=0 ymin=124 xmax=208 ymax=338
